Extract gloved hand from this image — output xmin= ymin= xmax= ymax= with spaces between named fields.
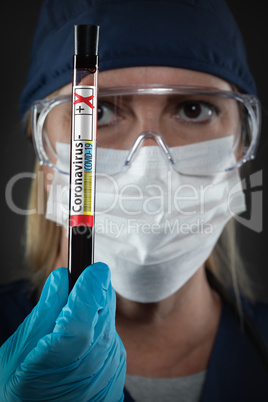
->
xmin=0 ymin=262 xmax=126 ymax=401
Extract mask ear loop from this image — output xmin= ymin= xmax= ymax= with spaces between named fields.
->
xmin=124 ymin=132 xmax=175 ymax=166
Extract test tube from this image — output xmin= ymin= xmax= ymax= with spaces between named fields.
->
xmin=68 ymin=24 xmax=100 ymax=291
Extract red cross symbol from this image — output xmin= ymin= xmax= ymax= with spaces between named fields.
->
xmin=74 ymin=92 xmax=95 ymax=109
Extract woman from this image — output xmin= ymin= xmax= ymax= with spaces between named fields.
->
xmin=1 ymin=0 xmax=267 ymax=401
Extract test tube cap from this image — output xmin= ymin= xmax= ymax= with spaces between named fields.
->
xmin=74 ymin=24 xmax=100 ymax=56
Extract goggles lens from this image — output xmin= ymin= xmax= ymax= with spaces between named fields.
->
xmin=31 ymin=86 xmax=261 ymax=176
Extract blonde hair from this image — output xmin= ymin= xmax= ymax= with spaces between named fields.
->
xmin=25 ymin=160 xmax=61 ymax=291
xmin=207 ymin=219 xmax=255 ymax=305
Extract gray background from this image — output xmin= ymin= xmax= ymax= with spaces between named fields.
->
xmin=1 ymin=1 xmax=268 ymax=299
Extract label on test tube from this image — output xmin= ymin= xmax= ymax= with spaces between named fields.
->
xmin=70 ymin=85 xmax=96 ymax=227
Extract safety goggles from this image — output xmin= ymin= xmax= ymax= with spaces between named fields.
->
xmin=31 ymin=85 xmax=261 ymax=176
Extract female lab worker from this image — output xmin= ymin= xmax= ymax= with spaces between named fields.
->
xmin=1 ymin=0 xmax=268 ymax=401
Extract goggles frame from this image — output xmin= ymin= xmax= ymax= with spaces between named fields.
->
xmin=31 ymin=85 xmax=261 ymax=175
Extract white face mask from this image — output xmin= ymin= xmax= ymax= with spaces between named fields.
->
xmin=46 ymin=140 xmax=245 ymax=302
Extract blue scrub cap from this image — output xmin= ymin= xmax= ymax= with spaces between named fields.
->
xmin=20 ymin=0 xmax=257 ymax=116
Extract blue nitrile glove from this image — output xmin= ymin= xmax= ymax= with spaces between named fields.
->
xmin=0 ymin=262 xmax=126 ymax=401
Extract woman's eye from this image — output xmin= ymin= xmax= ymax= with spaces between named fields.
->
xmin=176 ymin=101 xmax=216 ymax=123
xmin=98 ymin=102 xmax=118 ymax=126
